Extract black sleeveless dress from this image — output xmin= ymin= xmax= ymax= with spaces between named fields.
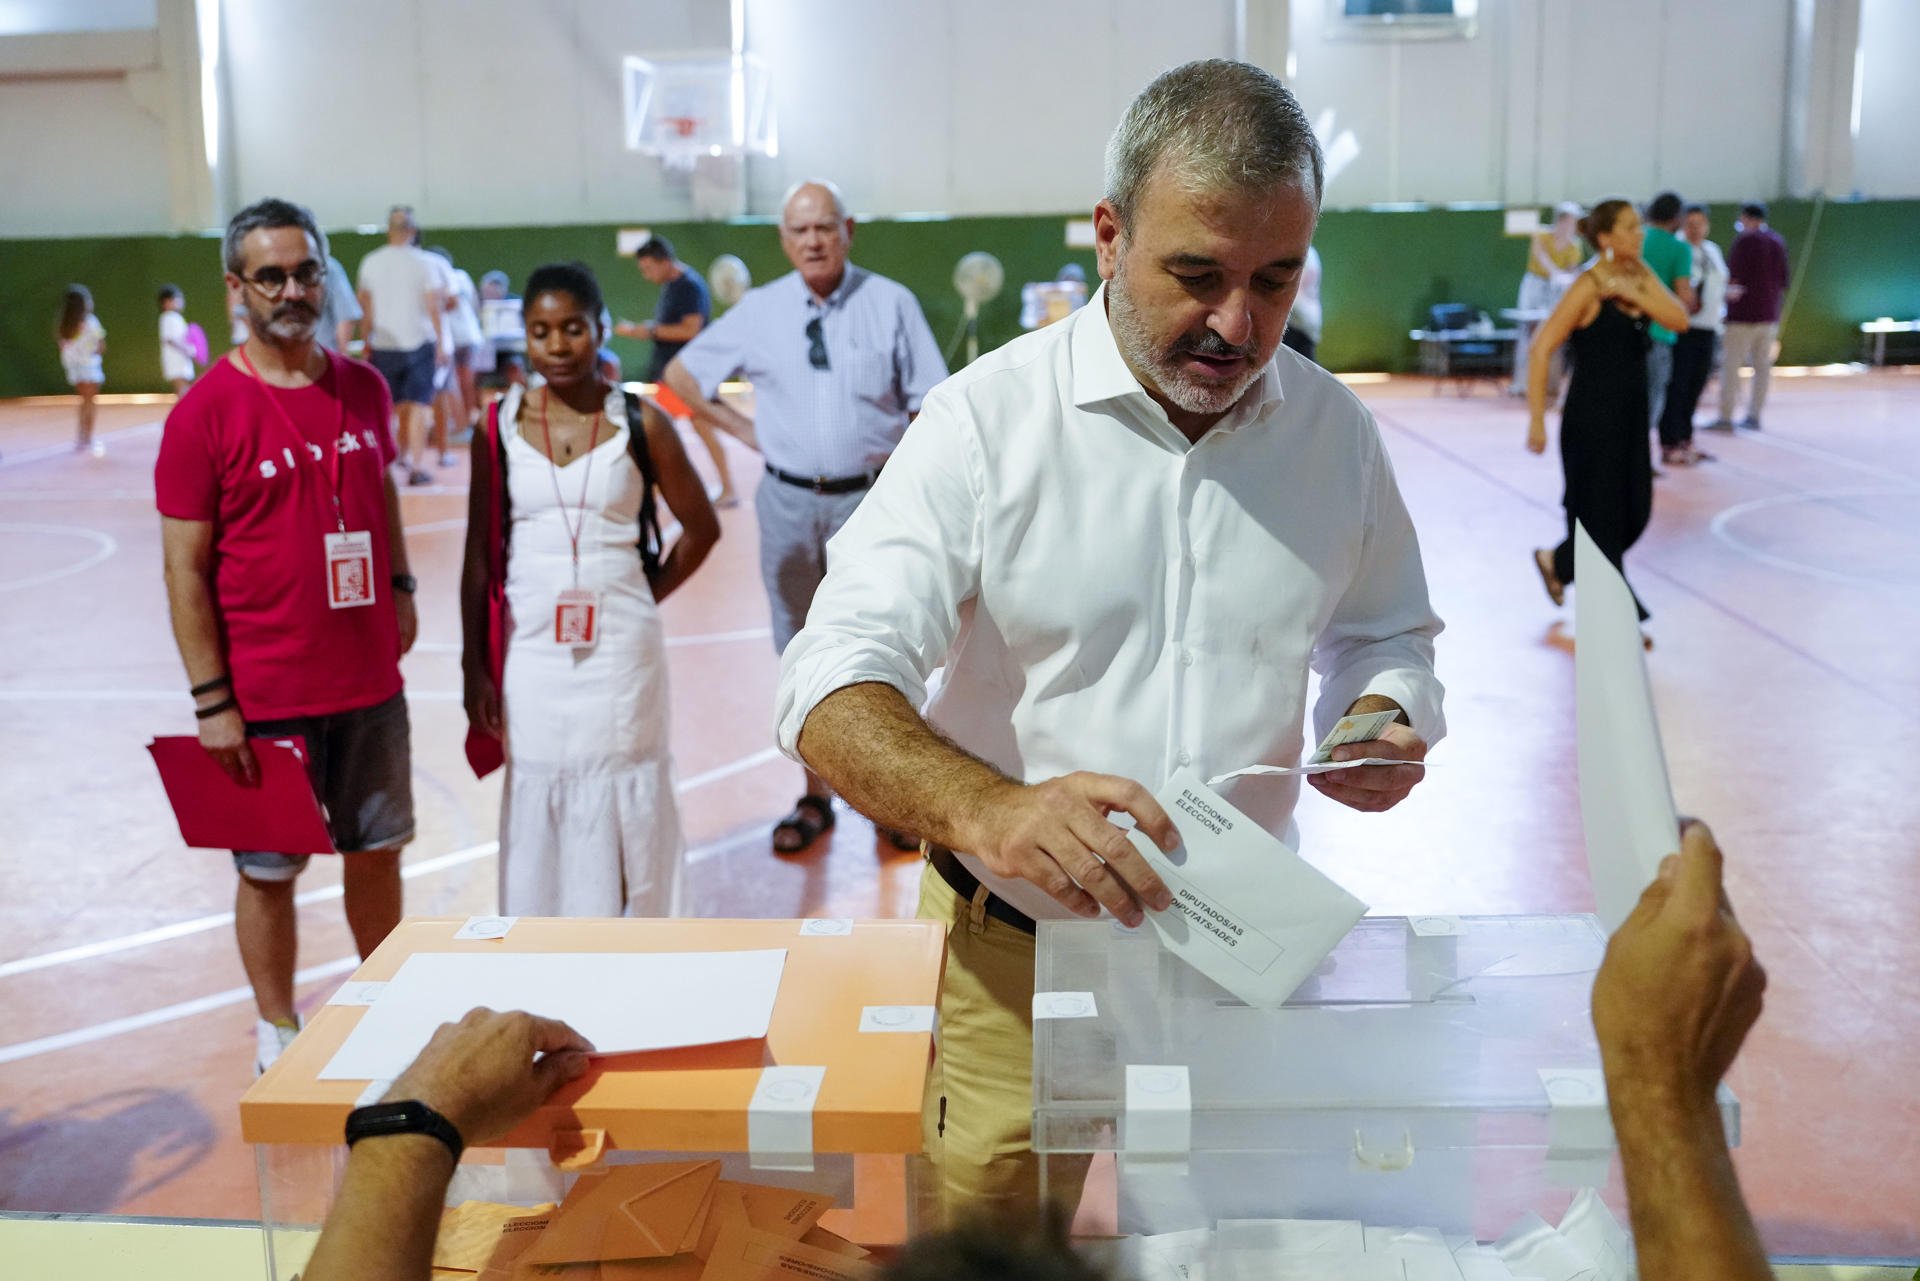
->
xmin=1551 ymin=299 xmax=1653 ymax=620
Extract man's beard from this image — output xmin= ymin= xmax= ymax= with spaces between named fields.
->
xmin=250 ymin=297 xmax=320 ymax=343
xmin=1107 ymin=257 xmax=1264 ymax=418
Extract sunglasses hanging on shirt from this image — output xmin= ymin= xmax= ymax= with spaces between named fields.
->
xmin=805 ymin=316 xmax=829 ymax=370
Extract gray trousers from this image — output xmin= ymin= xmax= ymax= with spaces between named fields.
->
xmin=756 ymin=476 xmax=872 ymax=653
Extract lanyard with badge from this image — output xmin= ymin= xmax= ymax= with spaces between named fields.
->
xmin=542 ymin=388 xmax=602 ymax=647
xmin=238 ymin=346 xmax=376 ymax=609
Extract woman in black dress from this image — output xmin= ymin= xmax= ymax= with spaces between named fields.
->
xmin=1525 ymin=199 xmax=1690 ymax=633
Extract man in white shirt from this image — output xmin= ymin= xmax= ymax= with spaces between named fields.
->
xmin=356 ymin=206 xmax=445 ymax=485
xmin=776 ymin=59 xmax=1443 ymax=1219
xmin=1658 ymin=203 xmax=1728 ymax=466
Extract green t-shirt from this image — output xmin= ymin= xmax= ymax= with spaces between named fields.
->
xmin=1640 ymin=226 xmax=1690 ymax=344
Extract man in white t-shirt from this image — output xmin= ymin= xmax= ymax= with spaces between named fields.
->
xmin=356 ymin=206 xmax=445 ymax=485
xmin=428 ymin=245 xmax=485 ymax=431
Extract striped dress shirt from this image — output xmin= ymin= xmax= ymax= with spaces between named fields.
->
xmin=675 ymin=266 xmax=947 ymax=478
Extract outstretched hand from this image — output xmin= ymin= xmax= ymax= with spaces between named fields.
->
xmin=383 ymin=1007 xmax=595 ymax=1147
xmin=1593 ymin=821 xmax=1767 ymax=1108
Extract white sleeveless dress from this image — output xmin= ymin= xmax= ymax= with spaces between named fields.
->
xmin=498 ymin=384 xmax=684 ymax=916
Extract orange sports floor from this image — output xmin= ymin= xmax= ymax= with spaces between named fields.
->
xmin=0 ymin=370 xmax=1915 ymax=1257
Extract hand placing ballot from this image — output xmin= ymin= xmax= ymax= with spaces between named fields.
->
xmin=1306 ymin=703 xmax=1428 ymax=814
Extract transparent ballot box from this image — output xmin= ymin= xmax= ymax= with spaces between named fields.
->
xmin=240 ymin=917 xmax=941 ymax=1281
xmin=1033 ymin=915 xmax=1739 ymax=1252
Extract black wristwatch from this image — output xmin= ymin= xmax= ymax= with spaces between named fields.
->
xmin=390 ymin=573 xmax=418 ymax=594
xmin=344 ymin=1099 xmax=464 ymax=1161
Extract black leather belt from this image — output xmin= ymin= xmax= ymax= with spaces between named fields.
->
xmin=926 ymin=844 xmax=1037 ymax=934
xmin=765 ymin=462 xmax=882 ymax=494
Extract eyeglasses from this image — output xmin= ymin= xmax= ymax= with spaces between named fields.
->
xmin=238 ymin=261 xmax=326 ymax=299
xmin=805 ymin=316 xmax=829 ymax=370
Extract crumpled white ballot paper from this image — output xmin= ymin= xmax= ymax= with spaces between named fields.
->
xmin=1106 ymin=1192 xmax=1635 ymax=1281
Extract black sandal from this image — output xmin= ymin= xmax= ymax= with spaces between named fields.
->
xmin=773 ymin=794 xmax=835 ymax=854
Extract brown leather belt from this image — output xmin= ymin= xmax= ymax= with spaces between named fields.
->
xmin=926 ymin=844 xmax=1037 ymax=934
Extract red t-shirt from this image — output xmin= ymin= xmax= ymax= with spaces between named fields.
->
xmin=155 ymin=352 xmax=403 ymax=720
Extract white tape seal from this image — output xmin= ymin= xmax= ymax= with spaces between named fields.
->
xmin=748 ymin=1065 xmax=826 ymax=1172
xmin=859 ymin=1005 xmax=934 ymax=1033
xmin=454 ymin=915 xmax=517 ymax=941
xmin=1539 ymin=1067 xmax=1615 ymax=1153
xmin=329 ymin=980 xmax=387 ymax=1006
xmin=799 ymin=918 xmax=853 ymax=937
xmin=1032 ymin=992 xmax=1099 ymax=1020
xmin=1124 ymin=1064 xmax=1192 ymax=1155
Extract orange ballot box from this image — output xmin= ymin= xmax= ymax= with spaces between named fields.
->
xmin=241 ymin=916 xmax=944 ymax=1281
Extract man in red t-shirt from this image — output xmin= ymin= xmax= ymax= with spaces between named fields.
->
xmin=158 ymin=197 xmax=419 ymax=1074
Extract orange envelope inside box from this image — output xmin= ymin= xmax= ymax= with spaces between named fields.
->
xmin=526 ymin=1161 xmax=723 ymax=1265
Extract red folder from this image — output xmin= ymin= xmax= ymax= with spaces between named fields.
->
xmin=148 ymin=736 xmax=337 ymax=854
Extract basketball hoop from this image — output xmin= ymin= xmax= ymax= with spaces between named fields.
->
xmin=623 ymin=52 xmax=776 ymax=171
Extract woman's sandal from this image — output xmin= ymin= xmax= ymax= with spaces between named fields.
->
xmin=772 ymin=794 xmax=835 ymax=854
xmin=1533 ymin=548 xmax=1565 ymax=607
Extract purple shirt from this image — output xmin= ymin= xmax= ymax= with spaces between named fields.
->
xmin=1726 ymin=225 xmax=1789 ymax=324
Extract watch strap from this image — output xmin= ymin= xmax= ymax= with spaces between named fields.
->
xmin=390 ymin=573 xmax=418 ymax=593
xmin=344 ymin=1099 xmax=464 ymax=1162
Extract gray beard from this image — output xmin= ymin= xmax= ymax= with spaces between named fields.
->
xmin=1107 ymin=262 xmax=1263 ymax=418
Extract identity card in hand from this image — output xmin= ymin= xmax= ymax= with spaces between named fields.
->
xmin=1127 ymin=769 xmax=1367 ymax=1010
xmin=1308 ymin=709 xmax=1402 ymax=764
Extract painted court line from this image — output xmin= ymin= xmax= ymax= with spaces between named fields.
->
xmin=0 ymin=821 xmax=767 ymax=1065
xmin=0 ymin=957 xmax=361 ymax=1066
xmin=0 ymin=420 xmax=163 ymax=469
xmin=0 ymin=747 xmax=787 ymax=982
xmin=0 ymin=842 xmax=499 ymax=981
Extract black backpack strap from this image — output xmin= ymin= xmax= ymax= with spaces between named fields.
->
xmin=622 ymin=390 xmax=665 ymax=579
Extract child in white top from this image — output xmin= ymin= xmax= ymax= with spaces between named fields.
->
xmin=158 ymin=284 xmax=197 ymax=398
xmin=57 ymin=284 xmax=106 ymax=456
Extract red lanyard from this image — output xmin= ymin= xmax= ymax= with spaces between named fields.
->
xmin=238 ymin=346 xmax=349 ymax=533
xmin=539 ymin=387 xmax=601 ymax=585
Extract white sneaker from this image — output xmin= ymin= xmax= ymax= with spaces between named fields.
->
xmin=255 ymin=1015 xmax=302 ymax=1076
xmin=88 ymin=440 xmax=106 ymax=457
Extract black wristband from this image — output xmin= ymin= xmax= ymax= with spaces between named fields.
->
xmin=189 ymin=675 xmax=231 ymax=697
xmin=344 ymin=1100 xmax=465 ymax=1163
xmin=194 ymin=695 xmax=239 ymax=720
xmin=391 ymin=573 xmax=418 ymax=594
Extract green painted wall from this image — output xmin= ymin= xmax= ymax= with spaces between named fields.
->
xmin=3 ymin=198 xmax=1913 ymax=399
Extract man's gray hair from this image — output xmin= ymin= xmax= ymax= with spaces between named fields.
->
xmin=1104 ymin=59 xmax=1323 ymax=227
xmin=223 ymin=197 xmax=328 ymax=275
xmin=779 ymin=178 xmax=849 ymax=222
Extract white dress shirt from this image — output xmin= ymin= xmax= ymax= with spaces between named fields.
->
xmin=1690 ymin=239 xmax=1729 ymax=333
xmin=776 ymin=288 xmax=1445 ymax=922
xmin=675 ymin=266 xmax=947 ymax=478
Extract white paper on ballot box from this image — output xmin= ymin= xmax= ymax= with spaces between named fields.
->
xmin=1574 ymin=522 xmax=1680 ymax=933
xmin=1127 ymin=769 xmax=1367 ymax=1011
xmin=320 ymin=949 xmax=788 ymax=1080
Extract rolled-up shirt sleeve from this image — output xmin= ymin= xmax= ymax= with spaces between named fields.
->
xmin=675 ymin=297 xmax=752 ymax=400
xmin=1309 ymin=428 xmax=1446 ymax=745
xmin=775 ymin=389 xmax=983 ymax=760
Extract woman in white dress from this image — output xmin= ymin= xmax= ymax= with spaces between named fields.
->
xmin=461 ymin=262 xmax=720 ymax=916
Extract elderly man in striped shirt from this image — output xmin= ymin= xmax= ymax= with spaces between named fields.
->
xmin=665 ymin=179 xmax=947 ymax=856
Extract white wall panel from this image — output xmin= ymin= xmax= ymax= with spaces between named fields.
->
xmin=1853 ymin=0 xmax=1920 ymax=196
xmin=0 ymin=77 xmax=171 ymax=233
